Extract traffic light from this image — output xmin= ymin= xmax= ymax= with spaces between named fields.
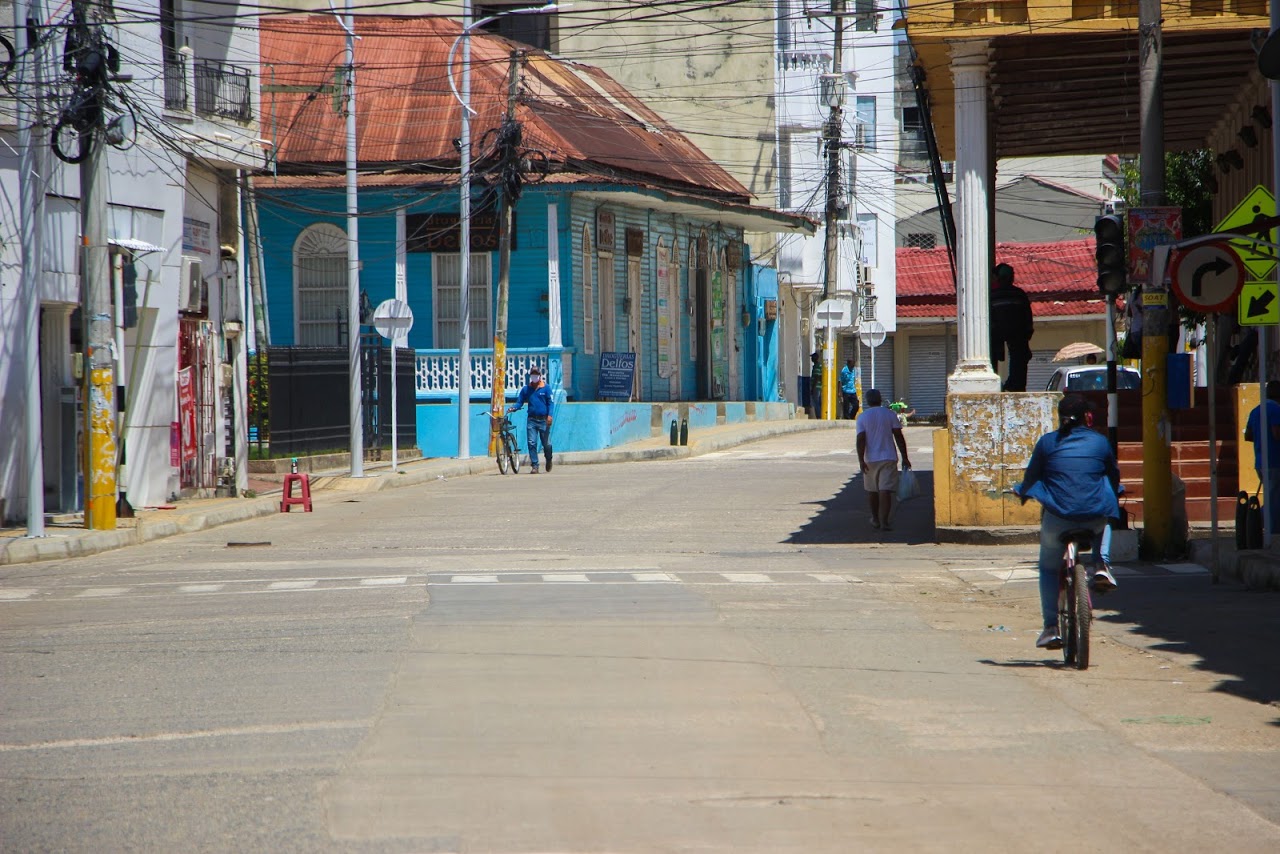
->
xmin=1094 ymin=214 xmax=1127 ymax=295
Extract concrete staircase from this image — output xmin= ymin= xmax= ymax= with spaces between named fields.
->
xmin=1078 ymin=388 xmax=1238 ymax=525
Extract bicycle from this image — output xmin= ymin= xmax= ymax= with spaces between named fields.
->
xmin=485 ymin=411 xmax=521 ymax=475
xmin=1053 ymin=528 xmax=1094 ymax=670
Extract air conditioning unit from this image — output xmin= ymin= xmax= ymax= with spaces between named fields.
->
xmin=178 ymin=256 xmax=203 ymax=313
xmin=851 ymin=123 xmax=867 ymax=151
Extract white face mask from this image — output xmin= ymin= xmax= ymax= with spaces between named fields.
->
xmin=529 ymin=375 xmax=541 ymax=384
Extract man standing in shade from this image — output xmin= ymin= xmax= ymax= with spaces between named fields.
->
xmin=839 ymin=357 xmax=860 ymax=420
xmin=990 ymin=263 xmax=1034 ymax=392
xmin=510 ymin=367 xmax=555 ymax=474
xmin=1245 ymin=380 xmax=1280 ymax=534
xmin=856 ymin=389 xmax=911 ymax=532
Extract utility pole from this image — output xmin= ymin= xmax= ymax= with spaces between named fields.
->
xmin=71 ymin=0 xmax=116 ymax=530
xmin=343 ymin=1 xmax=363 ymax=478
xmin=819 ymin=0 xmax=846 ymax=421
xmin=489 ymin=50 xmax=521 ymax=453
xmin=1139 ymin=0 xmax=1171 ymax=557
xmin=18 ymin=0 xmax=48 ymax=536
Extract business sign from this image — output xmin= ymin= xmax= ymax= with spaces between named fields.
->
xmin=1127 ymin=207 xmax=1181 ymax=286
xmin=597 ymin=351 xmax=637 ymax=400
xmin=177 ymin=367 xmax=198 ymax=463
xmin=405 ymin=212 xmax=510 ymax=253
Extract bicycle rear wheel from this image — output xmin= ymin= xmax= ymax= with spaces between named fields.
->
xmin=1071 ymin=562 xmax=1091 ymax=670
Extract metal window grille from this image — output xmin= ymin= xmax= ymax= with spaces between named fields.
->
xmin=163 ymin=55 xmax=188 ymax=111
xmin=194 ymin=60 xmax=253 ymax=121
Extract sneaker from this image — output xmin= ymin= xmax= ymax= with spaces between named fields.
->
xmin=1092 ymin=564 xmax=1118 ymax=594
xmin=1036 ymin=626 xmax=1063 ymax=649
xmin=529 ymin=468 xmax=539 ymax=474
xmin=869 ymin=515 xmax=881 ymax=530
xmin=545 ymin=455 xmax=553 ymax=472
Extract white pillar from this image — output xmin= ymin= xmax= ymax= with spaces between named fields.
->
xmin=947 ymin=40 xmax=1001 ymax=394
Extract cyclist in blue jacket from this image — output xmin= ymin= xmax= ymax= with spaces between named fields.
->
xmin=510 ymin=367 xmax=555 ymax=474
xmin=1014 ymin=394 xmax=1120 ymax=650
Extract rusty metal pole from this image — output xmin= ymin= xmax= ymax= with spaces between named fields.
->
xmin=490 ymin=51 xmax=519 ymax=454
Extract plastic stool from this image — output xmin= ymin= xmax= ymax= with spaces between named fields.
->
xmin=280 ymin=473 xmax=313 ymax=513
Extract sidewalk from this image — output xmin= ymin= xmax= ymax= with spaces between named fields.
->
xmin=0 ymin=418 xmax=850 ymax=567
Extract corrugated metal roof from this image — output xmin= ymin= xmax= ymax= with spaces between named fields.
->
xmin=897 ymin=239 xmax=1107 ymax=320
xmin=260 ymin=15 xmax=752 ymax=202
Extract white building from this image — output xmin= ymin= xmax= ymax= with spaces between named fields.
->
xmin=774 ymin=0 xmax=897 ymax=408
xmin=0 ymin=1 xmax=264 ymax=525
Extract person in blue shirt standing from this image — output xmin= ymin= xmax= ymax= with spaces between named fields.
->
xmin=1015 ymin=394 xmax=1120 ymax=650
xmin=510 ymin=367 xmax=555 ymax=474
xmin=839 ymin=358 xmax=860 ymax=420
xmin=1244 ymin=380 xmax=1280 ymax=534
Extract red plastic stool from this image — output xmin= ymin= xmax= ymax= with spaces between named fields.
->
xmin=280 ymin=473 xmax=313 ymax=512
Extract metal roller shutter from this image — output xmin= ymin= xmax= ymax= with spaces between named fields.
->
xmin=907 ymin=334 xmax=955 ymax=417
xmin=1024 ymin=350 xmax=1059 ymax=393
xmin=860 ymin=336 xmax=894 ymax=403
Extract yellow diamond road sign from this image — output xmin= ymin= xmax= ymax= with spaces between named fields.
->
xmin=1216 ymin=185 xmax=1278 ymax=282
xmin=1240 ymin=282 xmax=1280 ymax=326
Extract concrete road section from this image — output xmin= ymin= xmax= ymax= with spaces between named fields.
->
xmin=1 ymin=427 xmax=1277 ymax=852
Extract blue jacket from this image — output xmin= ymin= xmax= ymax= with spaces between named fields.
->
xmin=1017 ymin=426 xmax=1120 ymax=521
xmin=839 ymin=365 xmax=858 ymax=395
xmin=514 ymin=383 xmax=554 ymax=419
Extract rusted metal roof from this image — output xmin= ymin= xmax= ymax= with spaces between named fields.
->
xmin=260 ymin=15 xmax=752 ymax=202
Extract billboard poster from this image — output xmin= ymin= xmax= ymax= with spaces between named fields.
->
xmin=1127 ymin=207 xmax=1182 ymax=286
xmin=177 ymin=367 xmax=197 ymax=463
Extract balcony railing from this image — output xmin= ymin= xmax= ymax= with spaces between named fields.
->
xmin=163 ymin=55 xmax=188 ymax=111
xmin=415 ymin=347 xmax=570 ymax=400
xmin=194 ymin=59 xmax=252 ymax=122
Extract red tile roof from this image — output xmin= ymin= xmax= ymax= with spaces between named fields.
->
xmin=259 ymin=15 xmax=751 ymax=201
xmin=898 ymin=238 xmax=1108 ymax=320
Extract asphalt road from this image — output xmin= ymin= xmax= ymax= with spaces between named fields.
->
xmin=2 ymin=428 xmax=1277 ymax=852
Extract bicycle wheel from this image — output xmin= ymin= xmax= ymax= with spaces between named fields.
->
xmin=496 ymin=437 xmax=510 ymax=474
xmin=506 ymin=434 xmax=521 ymax=473
xmin=1071 ymin=562 xmax=1091 ymax=670
xmin=1058 ymin=572 xmax=1075 ymax=666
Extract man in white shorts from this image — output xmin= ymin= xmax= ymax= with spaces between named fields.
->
xmin=856 ymin=389 xmax=911 ymax=532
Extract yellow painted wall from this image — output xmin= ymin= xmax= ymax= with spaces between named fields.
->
xmin=1238 ymin=383 xmax=1261 ymax=496
xmin=935 ymin=392 xmax=1056 ymax=526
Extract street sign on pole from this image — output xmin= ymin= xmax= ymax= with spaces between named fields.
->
xmin=816 ymin=298 xmax=853 ymax=330
xmin=858 ymin=320 xmax=885 ymax=393
xmin=1169 ymin=243 xmax=1245 ymax=314
xmin=1239 ymin=282 xmax=1280 ymax=326
xmin=1215 ymin=185 xmax=1277 ymax=282
xmin=372 ymin=299 xmax=415 ymax=472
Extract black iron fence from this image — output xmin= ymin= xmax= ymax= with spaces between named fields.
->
xmin=195 ymin=59 xmax=252 ymax=121
xmin=163 ymin=55 xmax=188 ymax=111
xmin=248 ymin=338 xmax=416 ymax=458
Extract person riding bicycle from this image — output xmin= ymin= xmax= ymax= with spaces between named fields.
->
xmin=1013 ymin=394 xmax=1120 ymax=650
xmin=509 ymin=367 xmax=554 ymax=474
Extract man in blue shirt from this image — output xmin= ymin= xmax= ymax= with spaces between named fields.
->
xmin=839 ymin=358 xmax=860 ymax=420
xmin=1015 ymin=394 xmax=1120 ymax=649
xmin=1244 ymin=380 xmax=1280 ymax=534
xmin=510 ymin=367 xmax=555 ymax=474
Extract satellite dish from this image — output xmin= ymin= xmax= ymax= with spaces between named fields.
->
xmin=1257 ymin=28 xmax=1280 ymax=80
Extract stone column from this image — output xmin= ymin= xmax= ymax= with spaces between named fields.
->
xmin=947 ymin=40 xmax=1001 ymax=394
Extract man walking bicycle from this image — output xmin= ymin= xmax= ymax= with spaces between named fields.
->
xmin=510 ymin=367 xmax=555 ymax=474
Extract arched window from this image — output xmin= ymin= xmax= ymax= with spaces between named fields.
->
xmin=293 ymin=223 xmax=347 ymax=346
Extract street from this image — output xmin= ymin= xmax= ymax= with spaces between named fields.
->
xmin=2 ymin=429 xmax=1278 ymax=852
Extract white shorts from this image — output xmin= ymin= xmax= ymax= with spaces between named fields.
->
xmin=864 ymin=460 xmax=900 ymax=493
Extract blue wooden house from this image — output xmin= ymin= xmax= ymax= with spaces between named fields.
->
xmin=256 ymin=15 xmax=812 ymax=456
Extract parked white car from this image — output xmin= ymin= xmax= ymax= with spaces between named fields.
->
xmin=1046 ymin=365 xmax=1141 ymax=392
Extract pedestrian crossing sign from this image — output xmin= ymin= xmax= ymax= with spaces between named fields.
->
xmin=1216 ymin=185 xmax=1278 ymax=282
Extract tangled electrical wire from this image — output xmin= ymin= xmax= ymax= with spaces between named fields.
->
xmin=50 ymin=14 xmax=136 ymax=164
xmin=472 ymin=112 xmax=551 ymax=212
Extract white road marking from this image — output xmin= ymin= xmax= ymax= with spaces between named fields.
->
xmin=542 ymin=573 xmax=591 ymax=583
xmin=721 ymin=573 xmax=772 ymax=583
xmin=360 ymin=576 xmax=407 ymax=586
xmin=632 ymin=572 xmax=676 ymax=582
xmin=451 ymin=575 xmax=498 ymax=583
xmin=268 ymin=580 xmax=318 ymax=590
xmin=179 ymin=584 xmax=225 ymax=593
xmin=0 ymin=719 xmax=373 ymax=753
xmin=75 ymin=587 xmax=129 ymax=598
xmin=0 ymin=589 xmax=38 ymax=600
xmin=1161 ymin=563 xmax=1208 ymax=574
xmin=807 ymin=573 xmax=853 ymax=583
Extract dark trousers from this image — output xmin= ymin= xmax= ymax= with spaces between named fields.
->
xmin=997 ymin=338 xmax=1032 ymax=392
xmin=841 ymin=392 xmax=860 ymax=420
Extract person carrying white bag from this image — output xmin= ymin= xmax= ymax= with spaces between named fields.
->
xmin=856 ymin=389 xmax=912 ymax=533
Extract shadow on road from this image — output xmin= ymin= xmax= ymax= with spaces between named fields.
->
xmin=1096 ymin=578 xmax=1280 ymax=716
xmin=787 ymin=470 xmax=936 ymax=546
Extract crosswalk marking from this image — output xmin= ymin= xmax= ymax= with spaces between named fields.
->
xmin=75 ymin=587 xmax=129 ymax=598
xmin=268 ymin=580 xmax=318 ymax=590
xmin=180 ymin=584 xmax=225 ymax=593
xmin=808 ymin=573 xmax=856 ymax=583
xmin=0 ymin=589 xmax=38 ymax=600
xmin=360 ymin=576 xmax=407 ymax=586
xmin=720 ymin=573 xmax=773 ymax=583
xmin=632 ymin=572 xmax=675 ymax=582
xmin=542 ymin=573 xmax=591 ymax=583
xmin=451 ymin=575 xmax=498 ymax=583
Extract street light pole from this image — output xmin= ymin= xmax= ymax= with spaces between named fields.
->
xmin=342 ymin=2 xmax=363 ymax=478
xmin=448 ymin=3 xmax=560 ymax=459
